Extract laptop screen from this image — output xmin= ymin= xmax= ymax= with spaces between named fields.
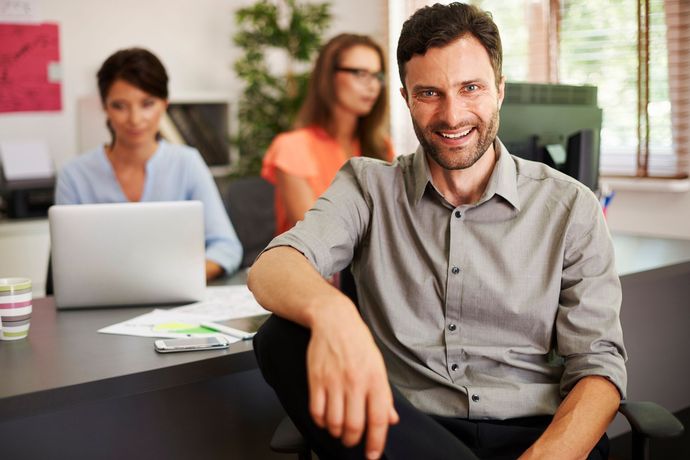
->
xmin=49 ymin=201 xmax=206 ymax=309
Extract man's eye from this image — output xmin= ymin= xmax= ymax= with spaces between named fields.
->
xmin=420 ymin=90 xmax=437 ymax=97
xmin=465 ymin=84 xmax=478 ymax=92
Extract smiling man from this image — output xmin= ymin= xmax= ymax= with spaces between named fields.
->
xmin=249 ymin=3 xmax=627 ymax=460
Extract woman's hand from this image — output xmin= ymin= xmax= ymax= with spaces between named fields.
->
xmin=205 ymin=260 xmax=224 ymax=281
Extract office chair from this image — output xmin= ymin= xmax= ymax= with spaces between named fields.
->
xmin=271 ymin=401 xmax=684 ymax=460
xmin=222 ymin=176 xmax=275 ymax=268
xmin=619 ymin=401 xmax=684 ymax=460
xmin=270 ymin=416 xmax=311 ymax=460
xmin=45 ymin=255 xmax=53 ymax=296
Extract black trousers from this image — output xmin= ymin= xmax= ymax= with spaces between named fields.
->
xmin=254 ymin=315 xmax=609 ymax=460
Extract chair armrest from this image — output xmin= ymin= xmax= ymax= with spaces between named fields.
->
xmin=270 ymin=415 xmax=309 ymax=454
xmin=618 ymin=400 xmax=685 ymax=438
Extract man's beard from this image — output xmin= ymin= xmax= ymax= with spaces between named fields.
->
xmin=412 ymin=107 xmax=500 ymax=170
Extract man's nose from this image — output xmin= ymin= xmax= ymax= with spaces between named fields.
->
xmin=439 ymin=95 xmax=468 ymax=127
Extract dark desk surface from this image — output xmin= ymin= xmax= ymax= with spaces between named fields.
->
xmin=2 ymin=234 xmax=689 ymax=425
xmin=0 ymin=270 xmax=255 ymax=423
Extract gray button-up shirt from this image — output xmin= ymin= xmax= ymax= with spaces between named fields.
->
xmin=266 ymin=141 xmax=627 ymax=420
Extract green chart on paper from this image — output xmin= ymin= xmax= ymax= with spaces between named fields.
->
xmin=152 ymin=322 xmax=214 ymax=335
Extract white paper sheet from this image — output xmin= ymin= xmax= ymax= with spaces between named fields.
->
xmin=171 ymin=285 xmax=269 ymax=320
xmin=0 ymin=140 xmax=54 ymax=180
xmin=98 ymin=286 xmax=268 ymax=339
xmin=0 ymin=0 xmax=42 ymax=23
xmin=98 ymin=309 xmax=240 ymax=342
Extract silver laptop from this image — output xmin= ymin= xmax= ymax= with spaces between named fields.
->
xmin=49 ymin=201 xmax=206 ymax=309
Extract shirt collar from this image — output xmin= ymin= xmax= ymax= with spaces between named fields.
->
xmin=412 ymin=144 xmax=431 ymax=204
xmin=481 ymin=139 xmax=521 ymax=210
xmin=411 ymin=138 xmax=521 ymax=211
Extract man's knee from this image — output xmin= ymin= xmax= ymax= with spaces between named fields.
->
xmin=253 ymin=314 xmax=311 ymax=386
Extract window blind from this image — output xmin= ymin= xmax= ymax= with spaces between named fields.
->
xmin=664 ymin=0 xmax=689 ymax=176
xmin=477 ymin=0 xmax=686 ymax=177
xmin=395 ymin=0 xmax=688 ymax=177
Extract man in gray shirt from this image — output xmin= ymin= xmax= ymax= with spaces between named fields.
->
xmin=249 ymin=3 xmax=626 ymax=459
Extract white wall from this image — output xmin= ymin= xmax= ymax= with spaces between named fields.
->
xmin=3 ymin=0 xmax=688 ymax=241
xmin=0 ymin=0 xmax=387 ymax=170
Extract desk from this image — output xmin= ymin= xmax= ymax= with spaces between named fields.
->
xmin=1 ymin=235 xmax=689 ymax=456
xmin=0 ymin=271 xmax=285 ymax=459
xmin=609 ymin=234 xmax=690 ymax=437
xmin=613 ymin=232 xmax=690 ymax=276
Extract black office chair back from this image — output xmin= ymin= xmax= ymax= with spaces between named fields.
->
xmin=223 ymin=176 xmax=275 ymax=268
xmin=45 ymin=254 xmax=53 ymax=296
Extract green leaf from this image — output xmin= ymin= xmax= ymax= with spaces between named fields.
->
xmin=232 ymin=0 xmax=332 ymax=176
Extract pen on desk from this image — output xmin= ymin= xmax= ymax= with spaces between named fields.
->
xmin=200 ymin=321 xmax=255 ymax=340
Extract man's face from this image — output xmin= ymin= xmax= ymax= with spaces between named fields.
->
xmin=402 ymin=36 xmax=505 ymax=170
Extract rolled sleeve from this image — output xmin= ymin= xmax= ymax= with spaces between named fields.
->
xmin=263 ymin=159 xmax=372 ymax=277
xmin=557 ymin=189 xmax=627 ymax=398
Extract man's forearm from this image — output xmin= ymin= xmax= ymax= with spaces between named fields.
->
xmin=248 ymin=245 xmax=398 ymax=459
xmin=247 ymin=245 xmax=356 ymax=328
xmin=520 ymin=375 xmax=620 ymax=460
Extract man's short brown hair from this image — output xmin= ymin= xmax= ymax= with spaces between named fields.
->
xmin=397 ymin=2 xmax=503 ymax=89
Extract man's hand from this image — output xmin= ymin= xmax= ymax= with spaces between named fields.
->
xmin=248 ymin=247 xmax=399 ymax=458
xmin=307 ymin=300 xmax=399 ymax=459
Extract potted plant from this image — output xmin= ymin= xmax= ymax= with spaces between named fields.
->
xmin=231 ymin=0 xmax=331 ymax=177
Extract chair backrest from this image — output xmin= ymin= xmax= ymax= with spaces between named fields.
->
xmin=45 ymin=255 xmax=53 ymax=296
xmin=223 ymin=176 xmax=275 ymax=268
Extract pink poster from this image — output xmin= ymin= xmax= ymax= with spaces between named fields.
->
xmin=0 ymin=22 xmax=61 ymax=113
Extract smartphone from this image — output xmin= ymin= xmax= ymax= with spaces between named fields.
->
xmin=154 ymin=336 xmax=231 ymax=353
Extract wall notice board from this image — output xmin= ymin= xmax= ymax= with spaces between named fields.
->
xmin=0 ymin=22 xmax=61 ymax=113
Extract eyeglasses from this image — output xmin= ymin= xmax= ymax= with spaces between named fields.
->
xmin=335 ymin=67 xmax=386 ymax=85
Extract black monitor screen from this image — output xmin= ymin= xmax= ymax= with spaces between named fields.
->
xmin=164 ymin=102 xmax=231 ymax=167
xmin=564 ymin=129 xmax=598 ymax=191
xmin=498 ymin=82 xmax=602 ymax=191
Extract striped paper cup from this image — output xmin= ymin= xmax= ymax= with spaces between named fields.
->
xmin=0 ymin=278 xmax=32 ymax=341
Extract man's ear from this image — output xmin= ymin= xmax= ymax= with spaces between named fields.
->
xmin=400 ymin=87 xmax=410 ymax=108
xmin=497 ymin=75 xmax=506 ymax=110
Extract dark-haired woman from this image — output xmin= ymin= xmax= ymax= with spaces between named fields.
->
xmin=55 ymin=48 xmax=242 ymax=280
xmin=262 ymin=34 xmax=394 ymax=235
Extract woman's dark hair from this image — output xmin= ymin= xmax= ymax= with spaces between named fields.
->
xmin=296 ymin=33 xmax=389 ymax=160
xmin=97 ymin=48 xmax=169 ymax=143
xmin=397 ymin=2 xmax=503 ymax=89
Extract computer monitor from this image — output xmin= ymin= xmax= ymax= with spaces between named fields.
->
xmin=163 ymin=101 xmax=232 ymax=172
xmin=564 ymin=129 xmax=598 ymax=191
xmin=498 ymin=82 xmax=602 ymax=191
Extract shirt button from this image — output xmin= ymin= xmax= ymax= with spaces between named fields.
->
xmin=448 ymin=323 xmax=457 ymax=332
xmin=451 ymin=363 xmax=459 ymax=371
xmin=471 ymin=394 xmax=480 ymax=402
xmin=454 ymin=210 xmax=462 ymax=218
xmin=451 ymin=266 xmax=460 ymax=274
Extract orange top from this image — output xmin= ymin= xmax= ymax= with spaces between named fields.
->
xmin=261 ymin=126 xmax=394 ymax=235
